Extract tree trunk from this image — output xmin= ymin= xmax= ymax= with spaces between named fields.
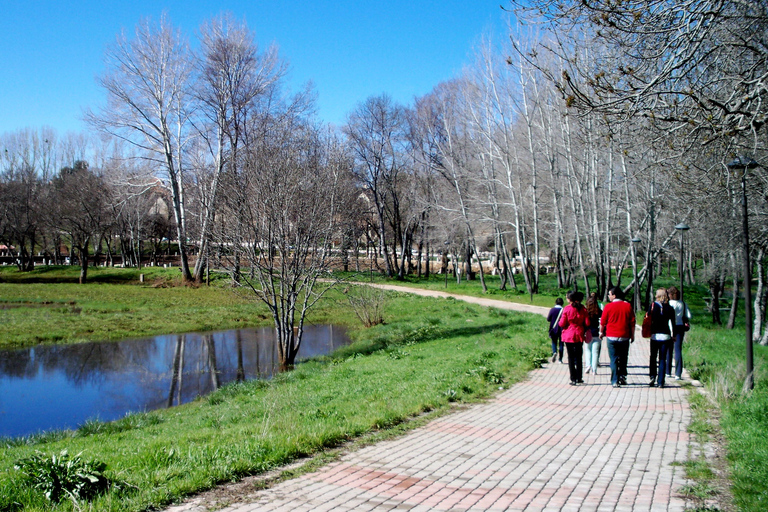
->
xmin=753 ymin=248 xmax=765 ymax=343
xmin=727 ymin=252 xmax=739 ymax=329
xmin=78 ymin=245 xmax=89 ymax=284
xmin=710 ymin=279 xmax=722 ymax=325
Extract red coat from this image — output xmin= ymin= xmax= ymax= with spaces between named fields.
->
xmin=558 ymin=303 xmax=590 ymax=343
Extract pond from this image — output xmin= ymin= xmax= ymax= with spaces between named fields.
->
xmin=0 ymin=325 xmax=351 ymax=439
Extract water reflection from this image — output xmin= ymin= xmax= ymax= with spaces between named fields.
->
xmin=0 ymin=325 xmax=350 ymax=439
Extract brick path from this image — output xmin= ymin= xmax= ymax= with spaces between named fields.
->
xmin=169 ymin=288 xmax=692 ymax=511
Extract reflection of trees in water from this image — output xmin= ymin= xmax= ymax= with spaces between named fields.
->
xmin=0 ymin=340 xmax=155 ymax=383
xmin=166 ymin=333 xmax=222 ymax=407
xmin=167 ymin=335 xmax=184 ymax=407
xmin=207 ymin=334 xmax=220 ymax=390
xmin=236 ymin=330 xmax=245 ymax=382
xmin=2 ymin=325 xmax=349 ymax=412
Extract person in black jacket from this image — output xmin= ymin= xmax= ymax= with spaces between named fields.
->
xmin=648 ymin=288 xmax=676 ymax=388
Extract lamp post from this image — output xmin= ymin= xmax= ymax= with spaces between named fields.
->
xmin=631 ymin=238 xmax=642 ymax=310
xmin=674 ymin=223 xmax=690 ymax=303
xmin=727 ymin=156 xmax=759 ymax=390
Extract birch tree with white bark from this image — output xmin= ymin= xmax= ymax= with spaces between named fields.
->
xmin=88 ymin=14 xmax=196 ymax=282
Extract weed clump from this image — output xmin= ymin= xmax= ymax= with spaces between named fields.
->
xmin=14 ymin=450 xmax=114 ymax=503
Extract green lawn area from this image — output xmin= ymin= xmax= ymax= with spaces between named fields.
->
xmin=2 ymin=265 xmax=767 ymax=510
xmin=0 ymin=266 xmax=550 ymax=511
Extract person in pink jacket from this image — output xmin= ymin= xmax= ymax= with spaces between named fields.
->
xmin=559 ymin=290 xmax=590 ymax=385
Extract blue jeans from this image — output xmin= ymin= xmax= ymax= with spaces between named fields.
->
xmin=665 ymin=331 xmax=685 ymax=378
xmin=550 ymin=334 xmax=564 ymax=360
xmin=656 ymin=340 xmax=671 ymax=386
xmin=650 ymin=338 xmax=672 ymax=386
xmin=606 ymin=337 xmax=629 ymax=385
xmin=584 ymin=338 xmax=601 ymax=371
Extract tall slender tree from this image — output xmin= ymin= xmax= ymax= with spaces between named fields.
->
xmin=88 ymin=14 xmax=195 ymax=282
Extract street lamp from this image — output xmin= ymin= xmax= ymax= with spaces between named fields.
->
xmin=631 ymin=238 xmax=642 ymax=310
xmin=727 ymin=156 xmax=759 ymax=390
xmin=674 ymin=223 xmax=690 ymax=303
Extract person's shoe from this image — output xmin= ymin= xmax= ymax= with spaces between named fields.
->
xmin=649 ymin=377 xmax=656 ymax=386
xmin=570 ymin=381 xmax=577 ymax=386
xmin=612 ymin=383 xmax=620 ymax=388
xmin=577 ymin=379 xmax=584 ymax=384
xmin=551 ymin=353 xmax=557 ymax=363
xmin=619 ymin=377 xmax=627 ymax=385
xmin=666 ymin=374 xmax=673 ymax=378
xmin=585 ymin=367 xmax=591 ymax=374
xmin=560 ymin=359 xmax=567 ymax=364
xmin=649 ymin=381 xmax=657 ymax=387
xmin=674 ymin=376 xmax=681 ymax=381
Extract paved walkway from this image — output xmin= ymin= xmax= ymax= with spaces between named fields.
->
xmin=170 ymin=286 xmax=693 ymax=511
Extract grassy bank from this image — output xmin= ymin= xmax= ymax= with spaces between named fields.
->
xmin=686 ymin=326 xmax=768 ymax=511
xmin=0 ymin=284 xmax=549 ymax=511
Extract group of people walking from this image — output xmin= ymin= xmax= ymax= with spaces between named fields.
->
xmin=547 ymin=286 xmax=691 ymax=388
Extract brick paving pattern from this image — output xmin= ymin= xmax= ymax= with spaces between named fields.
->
xmin=169 ymin=289 xmax=692 ymax=511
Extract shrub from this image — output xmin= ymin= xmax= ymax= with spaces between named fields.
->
xmin=14 ymin=450 xmax=112 ymax=503
xmin=344 ymin=285 xmax=387 ymax=327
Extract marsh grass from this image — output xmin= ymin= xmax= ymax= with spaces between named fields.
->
xmin=0 ymin=291 xmax=549 ymax=511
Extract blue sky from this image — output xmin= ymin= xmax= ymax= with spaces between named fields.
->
xmin=1 ymin=1 xmax=512 ymax=135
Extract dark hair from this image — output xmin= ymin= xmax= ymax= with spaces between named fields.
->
xmin=667 ymin=286 xmax=679 ymax=300
xmin=609 ymin=286 xmax=625 ymax=300
xmin=555 ymin=297 xmax=564 ymax=306
xmin=567 ymin=290 xmax=584 ymax=303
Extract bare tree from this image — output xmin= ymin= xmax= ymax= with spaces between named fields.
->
xmin=344 ymin=95 xmax=409 ymax=278
xmin=88 ymin=15 xmax=195 ymax=282
xmin=48 ymin=161 xmax=112 ymax=283
xmin=419 ymin=79 xmax=490 ymax=291
xmin=0 ymin=128 xmax=65 ymax=270
xmin=221 ymin=119 xmax=349 ymax=369
xmin=193 ymin=14 xmax=287 ymax=283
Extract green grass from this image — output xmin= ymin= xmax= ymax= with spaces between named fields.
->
xmin=0 ymin=266 xmax=359 ymax=349
xmin=0 ymin=288 xmax=549 ymax=511
xmin=4 ymin=264 xmax=767 ymax=510
xmin=685 ymin=324 xmax=768 ymax=511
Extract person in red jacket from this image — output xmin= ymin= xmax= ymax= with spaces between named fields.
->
xmin=558 ymin=290 xmax=589 ymax=385
xmin=600 ymin=286 xmax=636 ymax=388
